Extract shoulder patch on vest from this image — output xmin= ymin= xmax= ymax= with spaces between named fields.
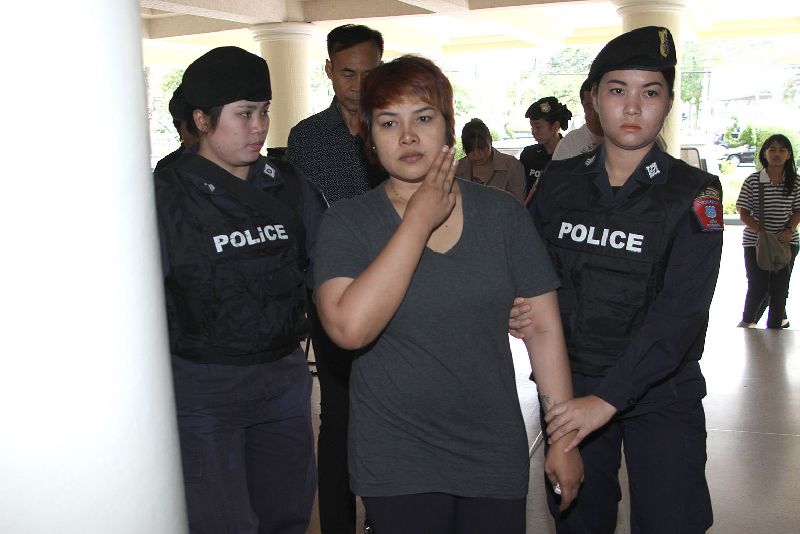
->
xmin=692 ymin=187 xmax=724 ymax=232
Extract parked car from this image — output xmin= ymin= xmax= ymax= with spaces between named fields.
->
xmin=719 ymin=145 xmax=755 ymax=166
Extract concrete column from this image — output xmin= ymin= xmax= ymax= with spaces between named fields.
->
xmin=251 ymin=22 xmax=318 ymax=149
xmin=0 ymin=2 xmax=186 ymax=533
xmin=613 ymin=0 xmax=688 ymax=157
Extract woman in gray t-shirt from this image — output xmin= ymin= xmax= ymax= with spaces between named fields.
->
xmin=314 ymin=55 xmax=582 ymax=534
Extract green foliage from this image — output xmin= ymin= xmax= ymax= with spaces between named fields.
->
xmin=454 ymin=138 xmax=465 ymax=160
xmin=506 ymin=62 xmax=538 ymax=113
xmin=723 ymin=117 xmax=744 ymax=147
xmin=161 ymin=68 xmax=184 ymax=96
xmin=453 ymin=84 xmax=475 ymax=119
xmin=535 ymin=47 xmax=596 ymax=117
xmin=719 ymin=159 xmax=737 ymax=176
xmin=719 ymin=175 xmax=745 ymax=215
xmin=737 ymin=124 xmax=759 ymax=147
xmin=680 ymin=43 xmax=707 ymax=129
xmin=723 ymin=196 xmax=739 ymax=215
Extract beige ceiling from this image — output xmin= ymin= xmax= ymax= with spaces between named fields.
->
xmin=141 ymin=0 xmax=800 ymax=65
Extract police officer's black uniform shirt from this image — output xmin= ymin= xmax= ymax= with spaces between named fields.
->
xmin=530 ymin=144 xmax=724 ymax=410
xmin=155 ymin=151 xmax=326 ymax=365
xmin=157 ymin=150 xmax=326 ymax=281
xmin=519 ymin=140 xmax=558 ymax=196
xmin=154 ymin=144 xmax=187 ymax=172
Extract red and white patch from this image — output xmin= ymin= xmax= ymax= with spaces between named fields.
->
xmin=692 ymin=190 xmax=724 ymax=232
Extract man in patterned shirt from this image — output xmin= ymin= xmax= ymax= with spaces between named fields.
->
xmin=286 ymin=23 xmax=385 ymax=534
xmin=287 ymin=24 xmax=385 ymax=203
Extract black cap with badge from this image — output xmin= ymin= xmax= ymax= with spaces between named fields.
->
xmin=587 ymin=26 xmax=676 ymax=84
xmin=525 ymin=96 xmax=572 ymax=130
xmin=182 ymin=46 xmax=271 ymax=109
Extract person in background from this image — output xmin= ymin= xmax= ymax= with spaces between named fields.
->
xmin=735 ymin=134 xmax=799 ymax=329
xmin=519 ymin=96 xmax=571 ymax=200
xmin=456 ymin=118 xmax=526 ymax=202
xmin=287 ymin=24 xmax=385 ymax=202
xmin=154 ymin=46 xmax=323 ymax=534
xmin=286 ymin=23 xmax=384 ymax=534
xmin=154 ymin=84 xmax=199 ymax=172
xmin=314 ymin=55 xmax=582 ymax=534
xmin=513 ymin=26 xmax=722 ymax=533
xmin=551 ymin=78 xmax=604 ymax=161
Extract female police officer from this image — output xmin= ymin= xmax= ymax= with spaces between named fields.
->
xmin=513 ymin=27 xmax=723 ymax=533
xmin=154 ymin=47 xmax=324 ymax=533
xmin=519 ymin=96 xmax=571 ymax=201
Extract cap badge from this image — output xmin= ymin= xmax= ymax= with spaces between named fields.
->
xmin=658 ymin=28 xmax=670 ymax=59
xmin=540 ymin=102 xmax=551 ymax=113
xmin=646 ymin=162 xmax=660 ymax=179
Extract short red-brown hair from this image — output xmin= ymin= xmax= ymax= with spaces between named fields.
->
xmin=359 ymin=55 xmax=456 ymax=165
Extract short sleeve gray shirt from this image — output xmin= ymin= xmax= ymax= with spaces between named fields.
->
xmin=313 ymin=179 xmax=560 ymax=498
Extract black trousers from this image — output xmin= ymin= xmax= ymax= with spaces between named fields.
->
xmin=742 ymin=244 xmax=798 ymax=328
xmin=311 ymin=307 xmax=357 ymax=534
xmin=173 ymin=352 xmax=316 ymax=534
xmin=546 ymin=374 xmax=712 ymax=534
xmin=362 ymin=493 xmax=525 ymax=534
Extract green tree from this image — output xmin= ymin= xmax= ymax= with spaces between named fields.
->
xmin=536 ymin=47 xmax=596 ymax=115
xmin=453 ymin=83 xmax=476 ymax=118
xmin=723 ymin=117 xmax=744 ymax=147
xmin=507 ymin=61 xmax=538 ymax=115
xmin=161 ymin=68 xmax=184 ymax=95
xmin=681 ymin=43 xmax=706 ymax=130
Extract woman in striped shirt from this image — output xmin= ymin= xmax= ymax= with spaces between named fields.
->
xmin=735 ymin=134 xmax=800 ymax=328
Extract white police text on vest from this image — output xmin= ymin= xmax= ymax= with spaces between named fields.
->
xmin=213 ymin=225 xmax=288 ymax=253
xmin=557 ymin=222 xmax=644 ymax=253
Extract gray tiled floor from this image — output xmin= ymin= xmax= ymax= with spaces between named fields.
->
xmin=307 ymin=224 xmax=800 ymax=533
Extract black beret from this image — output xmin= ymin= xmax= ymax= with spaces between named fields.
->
xmin=182 ymin=46 xmax=271 ymax=109
xmin=588 ymin=26 xmax=676 ymax=84
xmin=526 ymin=96 xmax=568 ymax=121
xmin=168 ymin=84 xmax=187 ymax=122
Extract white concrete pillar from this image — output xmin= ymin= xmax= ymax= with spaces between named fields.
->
xmin=251 ymin=22 xmax=318 ymax=149
xmin=0 ymin=2 xmax=186 ymax=533
xmin=613 ymin=0 xmax=688 ymax=157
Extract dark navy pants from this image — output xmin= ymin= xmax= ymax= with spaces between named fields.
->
xmin=545 ymin=373 xmax=713 ymax=534
xmin=743 ymin=244 xmax=798 ymax=327
xmin=172 ymin=349 xmax=316 ymax=534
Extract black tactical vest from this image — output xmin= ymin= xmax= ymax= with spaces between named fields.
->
xmin=156 ymin=155 xmax=309 ymax=365
xmin=538 ymin=159 xmax=716 ymax=376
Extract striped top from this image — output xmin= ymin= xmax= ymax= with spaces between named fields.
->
xmin=735 ymin=170 xmax=800 ymax=246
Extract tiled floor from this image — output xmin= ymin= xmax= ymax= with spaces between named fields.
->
xmin=307 ymin=224 xmax=800 ymax=533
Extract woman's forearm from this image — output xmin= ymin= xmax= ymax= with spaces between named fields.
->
xmin=738 ymin=208 xmax=761 ymax=233
xmin=521 ymin=291 xmax=574 ymax=412
xmin=316 ymin=217 xmax=431 ymax=349
xmin=788 ymin=211 xmax=800 ymax=230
